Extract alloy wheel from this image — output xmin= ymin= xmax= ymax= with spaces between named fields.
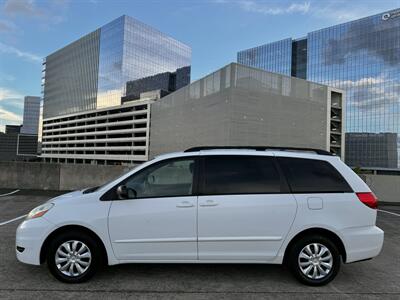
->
xmin=298 ymin=243 xmax=333 ymax=280
xmin=55 ymin=240 xmax=92 ymax=277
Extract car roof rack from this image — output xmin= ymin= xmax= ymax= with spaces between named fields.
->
xmin=184 ymin=146 xmax=334 ymax=156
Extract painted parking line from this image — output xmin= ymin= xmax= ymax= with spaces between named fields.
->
xmin=0 ymin=215 xmax=27 ymax=226
xmin=378 ymin=209 xmax=400 ymax=217
xmin=0 ymin=190 xmax=20 ymax=197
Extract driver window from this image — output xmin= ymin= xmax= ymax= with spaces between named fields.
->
xmin=124 ymin=159 xmax=195 ymax=199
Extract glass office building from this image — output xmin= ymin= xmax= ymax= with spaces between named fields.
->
xmin=237 ymin=38 xmax=293 ymax=76
xmin=43 ymin=15 xmax=191 ymax=119
xmin=21 ymin=96 xmax=41 ymax=135
xmin=237 ymin=8 xmax=400 ymax=168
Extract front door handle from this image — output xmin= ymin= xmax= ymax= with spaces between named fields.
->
xmin=199 ymin=200 xmax=218 ymax=207
xmin=176 ymin=201 xmax=194 ymax=208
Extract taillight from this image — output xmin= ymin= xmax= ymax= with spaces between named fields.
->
xmin=356 ymin=192 xmax=378 ymax=209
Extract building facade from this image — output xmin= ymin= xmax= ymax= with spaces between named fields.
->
xmin=0 ymin=95 xmax=41 ymax=161
xmin=41 ymin=15 xmax=191 ymax=164
xmin=149 ymin=63 xmax=344 ymax=158
xmin=0 ymin=131 xmax=38 ymax=162
xmin=123 ymin=66 xmax=190 ymax=102
xmin=237 ymin=8 xmax=400 ymax=168
xmin=0 ymin=133 xmax=19 ymax=161
xmin=346 ymin=133 xmax=398 ymax=168
xmin=5 ymin=125 xmax=21 ymax=134
xmin=42 ymin=15 xmax=191 ymax=119
xmin=41 ymin=94 xmax=158 ymax=165
xmin=21 ymin=96 xmax=41 ymax=135
xmin=237 ymin=38 xmax=293 ymax=77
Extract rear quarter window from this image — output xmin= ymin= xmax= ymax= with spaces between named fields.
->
xmin=277 ymin=157 xmax=353 ymax=193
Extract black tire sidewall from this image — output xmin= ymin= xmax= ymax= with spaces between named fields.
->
xmin=288 ymin=235 xmax=341 ymax=286
xmin=46 ymin=231 xmax=100 ymax=283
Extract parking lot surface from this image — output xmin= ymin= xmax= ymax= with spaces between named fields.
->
xmin=0 ymin=190 xmax=399 ymax=299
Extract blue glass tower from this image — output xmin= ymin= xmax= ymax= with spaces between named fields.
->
xmin=237 ymin=38 xmax=293 ymax=76
xmin=238 ymin=9 xmax=400 ymax=168
xmin=43 ymin=15 xmax=191 ymax=118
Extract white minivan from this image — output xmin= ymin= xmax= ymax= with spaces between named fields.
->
xmin=16 ymin=147 xmax=384 ymax=285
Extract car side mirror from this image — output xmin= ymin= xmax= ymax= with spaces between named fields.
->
xmin=116 ymin=185 xmax=128 ymax=200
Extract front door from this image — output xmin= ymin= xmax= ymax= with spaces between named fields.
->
xmin=108 ymin=157 xmax=198 ymax=261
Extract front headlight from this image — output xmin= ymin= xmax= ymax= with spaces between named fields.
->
xmin=26 ymin=203 xmax=54 ymax=220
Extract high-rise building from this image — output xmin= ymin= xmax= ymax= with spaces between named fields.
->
xmin=0 ymin=96 xmax=40 ymax=161
xmin=122 ymin=66 xmax=190 ymax=103
xmin=237 ymin=38 xmax=293 ymax=76
xmin=237 ymin=8 xmax=400 ymax=168
xmin=41 ymin=15 xmax=191 ymax=165
xmin=21 ymin=96 xmax=41 ymax=135
xmin=5 ymin=125 xmax=21 ymax=134
xmin=149 ymin=63 xmax=345 ymax=158
xmin=1 ymin=123 xmax=38 ymax=161
xmin=346 ymin=133 xmax=398 ymax=168
xmin=42 ymin=15 xmax=191 ymax=119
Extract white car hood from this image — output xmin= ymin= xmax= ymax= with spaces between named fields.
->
xmin=46 ymin=190 xmax=84 ymax=203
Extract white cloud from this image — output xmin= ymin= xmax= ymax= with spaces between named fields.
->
xmin=338 ymin=77 xmax=385 ymax=89
xmin=219 ymin=0 xmax=311 ymax=15
xmin=0 ymin=106 xmax=22 ymax=123
xmin=335 ymin=75 xmax=400 ymax=114
xmin=0 ymin=19 xmax=16 ymax=32
xmin=0 ymin=86 xmax=22 ymax=100
xmin=0 ymin=42 xmax=42 ymax=63
xmin=0 ymin=86 xmax=24 ymax=109
xmin=308 ymin=0 xmax=397 ymax=23
xmin=214 ymin=0 xmax=394 ymax=22
xmin=0 ymin=87 xmax=23 ymax=131
xmin=3 ymin=0 xmax=70 ymax=25
xmin=4 ymin=0 xmax=45 ymax=17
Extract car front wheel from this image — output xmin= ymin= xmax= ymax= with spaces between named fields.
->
xmin=46 ymin=231 xmax=100 ymax=283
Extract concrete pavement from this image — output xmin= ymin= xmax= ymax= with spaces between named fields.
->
xmin=0 ymin=191 xmax=399 ymax=299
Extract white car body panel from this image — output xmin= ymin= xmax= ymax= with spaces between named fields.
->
xmin=108 ymin=196 xmax=197 ymax=260
xmin=16 ymin=149 xmax=384 ymax=270
xmin=16 ymin=217 xmax=55 ymax=265
xmin=198 ymin=194 xmax=297 ymax=261
xmin=17 ymin=191 xmax=119 ymax=265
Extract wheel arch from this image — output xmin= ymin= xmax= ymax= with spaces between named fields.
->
xmin=40 ymin=225 xmax=108 ymax=265
xmin=283 ymin=227 xmax=347 ymax=263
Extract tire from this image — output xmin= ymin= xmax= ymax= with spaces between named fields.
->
xmin=287 ymin=235 xmax=341 ymax=286
xmin=46 ymin=231 xmax=101 ymax=283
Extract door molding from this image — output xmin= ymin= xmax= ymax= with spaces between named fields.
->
xmin=114 ymin=237 xmax=197 ymax=243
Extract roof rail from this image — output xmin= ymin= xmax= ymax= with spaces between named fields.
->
xmin=184 ymin=146 xmax=334 ymax=156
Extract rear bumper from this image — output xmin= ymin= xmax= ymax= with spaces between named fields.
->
xmin=341 ymin=225 xmax=384 ymax=263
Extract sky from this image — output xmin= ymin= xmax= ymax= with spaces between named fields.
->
xmin=0 ymin=0 xmax=399 ymax=132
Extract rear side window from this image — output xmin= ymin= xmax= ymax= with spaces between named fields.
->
xmin=203 ymin=156 xmax=282 ymax=195
xmin=277 ymin=157 xmax=352 ymax=193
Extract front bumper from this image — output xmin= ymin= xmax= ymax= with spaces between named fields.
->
xmin=16 ymin=217 xmax=55 ymax=265
xmin=341 ymin=225 xmax=384 ymax=263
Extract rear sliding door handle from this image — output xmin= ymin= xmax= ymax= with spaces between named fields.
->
xmin=176 ymin=201 xmax=194 ymax=208
xmin=199 ymin=200 xmax=218 ymax=207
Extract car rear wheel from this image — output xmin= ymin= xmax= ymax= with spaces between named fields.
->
xmin=287 ymin=235 xmax=341 ymax=286
xmin=46 ymin=231 xmax=100 ymax=283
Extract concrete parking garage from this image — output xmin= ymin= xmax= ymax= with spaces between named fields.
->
xmin=0 ymin=190 xmax=399 ymax=299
